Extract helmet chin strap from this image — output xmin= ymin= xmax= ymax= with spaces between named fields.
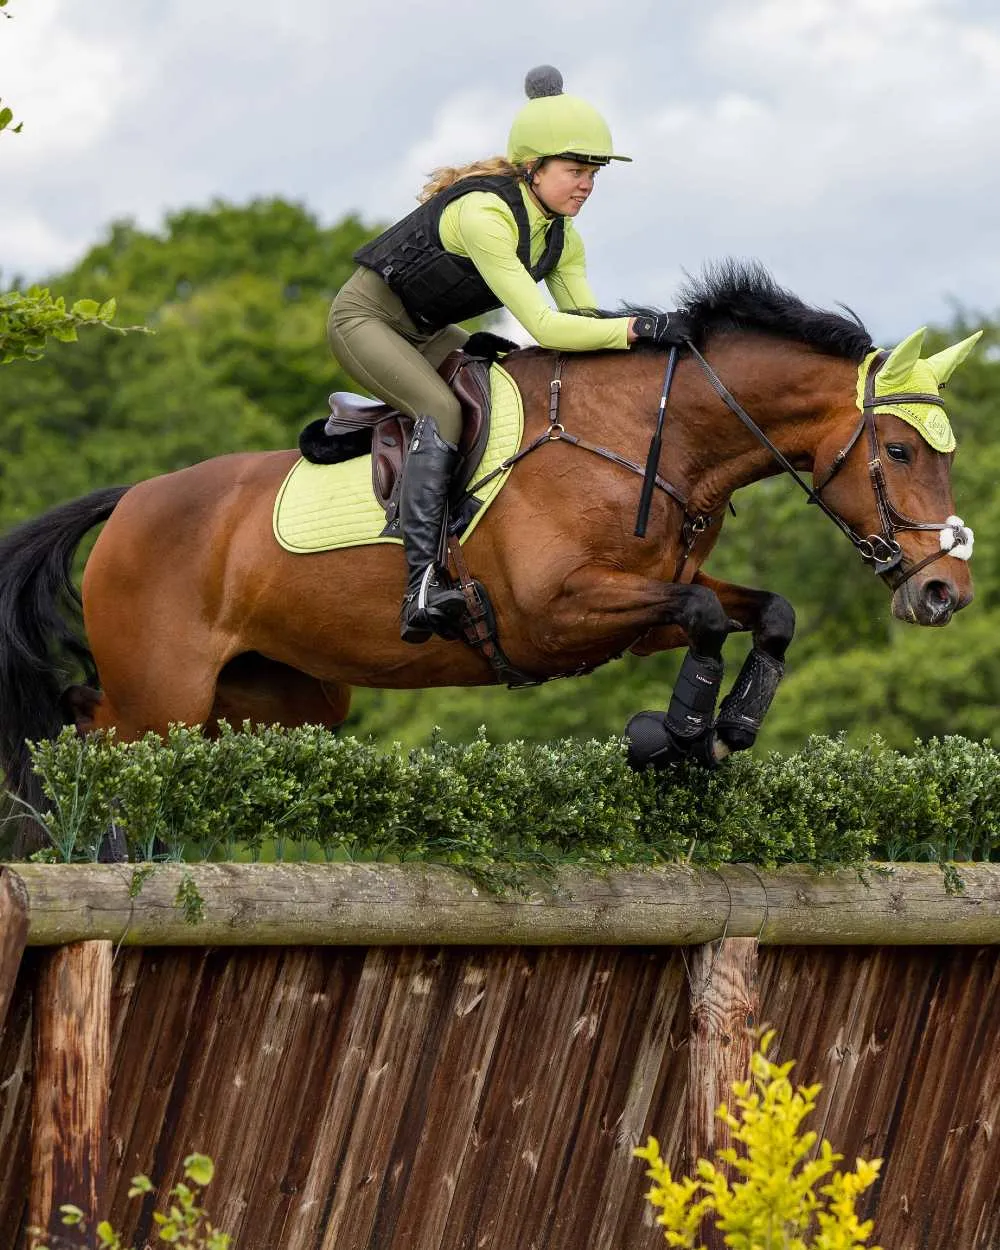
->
xmin=523 ymin=160 xmax=561 ymax=218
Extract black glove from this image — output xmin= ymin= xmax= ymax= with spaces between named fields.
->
xmin=631 ymin=311 xmax=692 ymax=347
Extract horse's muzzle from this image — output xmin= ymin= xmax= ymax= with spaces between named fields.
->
xmin=891 ymin=572 xmax=972 ymax=626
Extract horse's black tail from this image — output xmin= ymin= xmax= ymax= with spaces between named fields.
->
xmin=0 ymin=485 xmax=130 ymax=821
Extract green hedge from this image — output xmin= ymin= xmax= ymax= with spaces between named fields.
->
xmin=7 ymin=725 xmax=1000 ymax=869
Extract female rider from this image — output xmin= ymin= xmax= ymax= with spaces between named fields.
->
xmin=328 ymin=65 xmax=688 ymax=644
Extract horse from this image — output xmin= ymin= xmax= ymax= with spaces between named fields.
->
xmin=0 ymin=262 xmax=979 ymax=839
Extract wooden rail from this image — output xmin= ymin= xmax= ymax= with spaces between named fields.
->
xmin=8 ymin=861 xmax=1000 ymax=946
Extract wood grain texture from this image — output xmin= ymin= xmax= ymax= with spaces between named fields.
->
xmin=687 ymin=938 xmax=759 ymax=1248
xmin=0 ymin=868 xmax=29 ymax=1035
xmin=1 ymin=941 xmax=999 ymax=1248
xmin=0 ymin=950 xmax=35 ymax=1249
xmin=15 ymin=861 xmax=1000 ymax=946
xmin=29 ymin=941 xmax=112 ymax=1245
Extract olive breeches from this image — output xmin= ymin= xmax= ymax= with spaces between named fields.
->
xmin=327 ymin=267 xmax=468 ymax=446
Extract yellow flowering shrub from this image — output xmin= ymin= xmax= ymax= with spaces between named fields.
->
xmin=635 ymin=1032 xmax=883 ymax=1249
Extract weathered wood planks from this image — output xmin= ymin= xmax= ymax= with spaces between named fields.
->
xmin=0 ymin=868 xmax=28 ymax=1035
xmin=29 ymin=940 xmax=112 ymax=1245
xmin=687 ymin=937 xmax=759 ymax=1249
xmin=2 ymin=858 xmax=1000 ymax=1248
xmin=3 ymin=942 xmax=998 ymax=1248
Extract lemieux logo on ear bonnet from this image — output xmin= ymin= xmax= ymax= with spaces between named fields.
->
xmin=856 ymin=327 xmax=982 ymax=454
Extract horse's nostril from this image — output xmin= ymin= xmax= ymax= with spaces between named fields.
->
xmin=924 ymin=580 xmax=956 ymax=614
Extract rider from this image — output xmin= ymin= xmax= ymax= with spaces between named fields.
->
xmin=328 ymin=65 xmax=689 ymax=644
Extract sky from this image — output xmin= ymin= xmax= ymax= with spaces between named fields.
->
xmin=2 ymin=0 xmax=1000 ymax=343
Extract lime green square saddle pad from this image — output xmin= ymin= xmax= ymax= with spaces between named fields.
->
xmin=273 ymin=363 xmax=524 ymax=554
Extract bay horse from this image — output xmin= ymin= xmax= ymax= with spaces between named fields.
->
xmin=0 ymin=262 xmax=978 ymax=831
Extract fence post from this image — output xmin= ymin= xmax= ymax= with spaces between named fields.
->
xmin=0 ymin=868 xmax=29 ymax=1035
xmin=687 ymin=936 xmax=759 ymax=1249
xmin=30 ymin=940 xmax=113 ymax=1246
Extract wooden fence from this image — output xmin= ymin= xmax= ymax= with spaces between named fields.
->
xmin=2 ymin=862 xmax=1000 ymax=1250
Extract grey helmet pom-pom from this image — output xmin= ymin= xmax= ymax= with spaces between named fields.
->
xmin=524 ymin=65 xmax=564 ymax=99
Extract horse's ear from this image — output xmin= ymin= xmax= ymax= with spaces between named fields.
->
xmin=925 ymin=330 xmax=984 ymax=387
xmin=878 ymin=327 xmax=927 ymax=389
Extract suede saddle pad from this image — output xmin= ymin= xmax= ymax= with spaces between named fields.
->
xmin=273 ymin=363 xmax=524 ymax=553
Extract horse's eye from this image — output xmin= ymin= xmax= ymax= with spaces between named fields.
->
xmin=886 ymin=443 xmax=911 ymax=464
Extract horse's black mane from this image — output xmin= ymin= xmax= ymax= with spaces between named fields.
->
xmin=605 ymin=259 xmax=874 ymax=363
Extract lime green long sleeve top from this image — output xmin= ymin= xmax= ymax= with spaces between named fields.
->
xmin=437 ymin=184 xmax=631 ymax=352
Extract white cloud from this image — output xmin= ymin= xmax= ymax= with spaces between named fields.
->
xmin=0 ymin=0 xmax=998 ymax=336
xmin=0 ymin=0 xmax=138 ymax=164
xmin=379 ymin=89 xmax=510 ymax=218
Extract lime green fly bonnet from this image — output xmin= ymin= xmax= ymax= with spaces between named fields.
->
xmin=858 ymin=327 xmax=982 ymax=454
xmin=507 ymin=65 xmax=631 ymax=167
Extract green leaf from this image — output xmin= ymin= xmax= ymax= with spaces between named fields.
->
xmin=59 ymin=1204 xmax=85 ymax=1225
xmin=96 ymin=1218 xmax=119 ymax=1247
xmin=184 ymin=1153 xmax=215 ymax=1186
xmin=98 ymin=297 xmax=117 ymax=321
xmin=71 ymin=298 xmax=101 ymax=318
xmin=0 ymin=107 xmax=12 ymax=130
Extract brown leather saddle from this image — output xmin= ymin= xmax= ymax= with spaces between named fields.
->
xmin=299 ymin=350 xmax=493 ymax=536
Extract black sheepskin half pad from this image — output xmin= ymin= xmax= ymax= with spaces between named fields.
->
xmin=298 ymin=418 xmax=373 ymax=465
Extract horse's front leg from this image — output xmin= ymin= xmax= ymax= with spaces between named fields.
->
xmin=623 ymin=582 xmax=737 ymax=770
xmin=692 ymin=572 xmax=795 ymax=756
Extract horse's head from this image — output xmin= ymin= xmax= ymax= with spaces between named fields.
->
xmin=814 ymin=326 xmax=981 ymax=626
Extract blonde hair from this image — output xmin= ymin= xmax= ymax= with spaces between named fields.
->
xmin=418 ymin=156 xmax=522 ymax=203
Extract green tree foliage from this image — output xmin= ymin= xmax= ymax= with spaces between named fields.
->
xmin=0 ymin=200 xmax=375 ymax=524
xmin=0 ymin=195 xmax=998 ymax=750
xmin=0 ymin=289 xmax=123 ymax=363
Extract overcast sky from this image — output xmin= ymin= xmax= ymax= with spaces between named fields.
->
xmin=2 ymin=0 xmax=999 ymax=343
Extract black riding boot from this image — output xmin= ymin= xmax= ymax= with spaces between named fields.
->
xmin=399 ymin=415 xmax=467 ymax=644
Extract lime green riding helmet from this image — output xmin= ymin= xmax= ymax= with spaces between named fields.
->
xmin=507 ymin=65 xmax=632 ymax=166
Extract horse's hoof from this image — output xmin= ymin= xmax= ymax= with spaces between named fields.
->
xmin=685 ymin=727 xmax=724 ymax=769
xmin=625 ymin=713 xmax=728 ymax=771
xmin=97 ymin=822 xmax=129 ymax=863
xmin=712 ymin=736 xmax=732 ymax=764
xmin=624 ymin=711 xmax=681 ymax=770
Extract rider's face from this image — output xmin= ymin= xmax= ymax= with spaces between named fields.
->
xmin=530 ymin=158 xmax=601 ymax=217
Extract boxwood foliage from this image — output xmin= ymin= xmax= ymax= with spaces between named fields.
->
xmin=10 ymin=723 xmax=1000 ymax=868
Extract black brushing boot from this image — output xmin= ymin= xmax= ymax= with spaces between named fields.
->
xmin=399 ymin=415 xmax=468 ymax=644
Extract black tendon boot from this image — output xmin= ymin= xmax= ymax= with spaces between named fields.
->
xmin=399 ymin=415 xmax=468 ymax=644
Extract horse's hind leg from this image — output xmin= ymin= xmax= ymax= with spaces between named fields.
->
xmin=77 ymin=621 xmax=226 ymax=739
xmin=209 ymin=653 xmax=352 ymax=730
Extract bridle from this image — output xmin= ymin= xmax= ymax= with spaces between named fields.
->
xmin=681 ymin=343 xmax=972 ymax=588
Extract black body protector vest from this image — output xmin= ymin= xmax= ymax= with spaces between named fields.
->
xmin=353 ymin=174 xmax=565 ymax=333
